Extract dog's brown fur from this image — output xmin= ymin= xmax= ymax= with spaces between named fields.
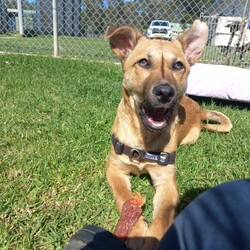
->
xmin=105 ymin=20 xmax=232 ymax=250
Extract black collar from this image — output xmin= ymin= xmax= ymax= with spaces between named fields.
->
xmin=112 ymin=134 xmax=176 ymax=166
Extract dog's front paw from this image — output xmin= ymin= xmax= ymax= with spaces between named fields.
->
xmin=126 ymin=216 xmax=148 ymax=250
xmin=141 ymin=237 xmax=159 ymax=250
xmin=140 ymin=228 xmax=161 ymax=250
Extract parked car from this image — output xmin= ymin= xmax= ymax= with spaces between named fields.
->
xmin=147 ymin=20 xmax=172 ymax=40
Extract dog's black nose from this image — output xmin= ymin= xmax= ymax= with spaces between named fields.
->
xmin=153 ymin=84 xmax=175 ymax=103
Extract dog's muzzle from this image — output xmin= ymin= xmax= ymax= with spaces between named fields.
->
xmin=139 ymin=84 xmax=177 ymax=132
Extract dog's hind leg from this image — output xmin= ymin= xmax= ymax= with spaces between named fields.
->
xmin=180 ymin=127 xmax=201 ymax=145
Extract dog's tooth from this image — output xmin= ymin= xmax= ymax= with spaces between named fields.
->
xmin=147 ymin=117 xmax=166 ymax=128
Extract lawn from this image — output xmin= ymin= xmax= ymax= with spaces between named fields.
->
xmin=0 ymin=34 xmax=116 ymax=62
xmin=0 ymin=55 xmax=249 ymax=249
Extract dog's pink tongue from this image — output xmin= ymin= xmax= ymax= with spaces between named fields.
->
xmin=147 ymin=108 xmax=166 ymax=128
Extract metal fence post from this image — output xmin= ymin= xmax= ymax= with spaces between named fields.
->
xmin=53 ymin=0 xmax=59 ymax=57
xmin=17 ymin=0 xmax=24 ymax=36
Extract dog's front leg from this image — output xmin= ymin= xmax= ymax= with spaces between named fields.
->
xmin=106 ymin=158 xmax=133 ymax=213
xmin=106 ymin=158 xmax=148 ymax=249
xmin=143 ymin=165 xmax=178 ymax=250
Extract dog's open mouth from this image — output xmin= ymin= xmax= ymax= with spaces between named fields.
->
xmin=139 ymin=104 xmax=172 ymax=132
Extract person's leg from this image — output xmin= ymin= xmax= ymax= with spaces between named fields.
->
xmin=158 ymin=179 xmax=250 ymax=250
xmin=64 ymin=225 xmax=129 ymax=250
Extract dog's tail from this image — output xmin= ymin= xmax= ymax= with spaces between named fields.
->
xmin=201 ymin=110 xmax=233 ymax=133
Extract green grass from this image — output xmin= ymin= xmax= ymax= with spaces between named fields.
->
xmin=0 ymin=55 xmax=249 ymax=249
xmin=0 ymin=34 xmax=116 ymax=62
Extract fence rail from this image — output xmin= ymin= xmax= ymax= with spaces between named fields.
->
xmin=0 ymin=0 xmax=249 ymax=67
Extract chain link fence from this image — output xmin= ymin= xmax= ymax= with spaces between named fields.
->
xmin=0 ymin=0 xmax=250 ymax=67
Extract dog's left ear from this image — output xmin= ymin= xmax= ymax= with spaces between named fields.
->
xmin=104 ymin=25 xmax=142 ymax=61
xmin=177 ymin=20 xmax=208 ymax=65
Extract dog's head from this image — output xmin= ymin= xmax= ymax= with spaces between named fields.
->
xmin=105 ymin=20 xmax=208 ymax=132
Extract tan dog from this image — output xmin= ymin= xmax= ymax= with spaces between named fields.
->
xmin=105 ymin=20 xmax=232 ymax=250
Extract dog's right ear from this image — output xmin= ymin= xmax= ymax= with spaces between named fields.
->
xmin=177 ymin=19 xmax=208 ymax=65
xmin=104 ymin=26 xmax=142 ymax=61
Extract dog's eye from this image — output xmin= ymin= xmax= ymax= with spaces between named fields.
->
xmin=173 ymin=61 xmax=184 ymax=71
xmin=137 ymin=58 xmax=151 ymax=69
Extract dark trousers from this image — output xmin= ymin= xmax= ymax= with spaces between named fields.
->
xmin=158 ymin=179 xmax=250 ymax=250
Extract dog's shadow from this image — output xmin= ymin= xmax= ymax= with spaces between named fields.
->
xmin=132 ymin=174 xmax=209 ymax=218
xmin=131 ymin=174 xmax=209 ymax=215
xmin=176 ymin=186 xmax=209 ymax=214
